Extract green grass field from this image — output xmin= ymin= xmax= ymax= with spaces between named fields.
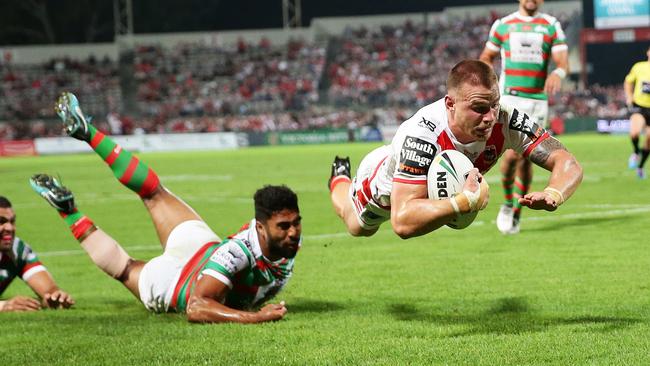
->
xmin=2 ymin=134 xmax=650 ymax=365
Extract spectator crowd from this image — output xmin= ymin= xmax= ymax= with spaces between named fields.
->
xmin=0 ymin=12 xmax=632 ymax=141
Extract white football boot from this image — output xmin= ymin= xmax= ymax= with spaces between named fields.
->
xmin=496 ymin=204 xmax=514 ymax=234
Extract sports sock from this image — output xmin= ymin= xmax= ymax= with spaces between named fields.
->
xmin=59 ymin=209 xmax=96 ymax=241
xmin=632 ymin=137 xmax=640 ymax=155
xmin=59 ymin=209 xmax=131 ymax=279
xmin=501 ymin=176 xmax=514 ymax=207
xmin=639 ymin=149 xmax=650 ymax=168
xmin=86 ymin=125 xmax=159 ymax=198
xmin=512 ymin=176 xmax=531 ymax=220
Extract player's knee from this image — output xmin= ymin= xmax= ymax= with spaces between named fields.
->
xmin=347 ymin=225 xmax=377 ymax=237
xmin=116 ymin=258 xmax=144 ymax=283
xmin=141 ymin=183 xmax=165 ymax=200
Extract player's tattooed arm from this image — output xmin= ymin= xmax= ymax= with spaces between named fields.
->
xmin=521 ymin=135 xmax=582 ymax=210
xmin=529 ymin=136 xmax=567 ymax=168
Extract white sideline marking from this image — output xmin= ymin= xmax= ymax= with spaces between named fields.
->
xmin=38 ymin=206 xmax=650 ymax=258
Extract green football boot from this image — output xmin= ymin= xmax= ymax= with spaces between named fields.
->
xmin=55 ymin=92 xmax=92 ymax=141
xmin=29 ymin=174 xmax=76 ymax=214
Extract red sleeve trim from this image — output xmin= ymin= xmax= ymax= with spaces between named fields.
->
xmin=20 ymin=261 xmax=43 ymax=275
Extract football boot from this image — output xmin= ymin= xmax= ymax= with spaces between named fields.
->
xmin=29 ymin=174 xmax=76 ymax=214
xmin=55 ymin=92 xmax=92 ymax=141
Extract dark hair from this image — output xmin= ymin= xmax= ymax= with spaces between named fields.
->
xmin=254 ymin=185 xmax=299 ymax=222
xmin=447 ymin=59 xmax=498 ymax=93
xmin=0 ymin=196 xmax=12 ymax=208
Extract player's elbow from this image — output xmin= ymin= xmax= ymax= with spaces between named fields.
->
xmin=185 ymin=300 xmax=202 ymax=323
xmin=391 ymin=220 xmax=416 ymax=239
xmin=563 ymin=154 xmax=583 ymax=183
xmin=573 ymin=159 xmax=584 ymax=182
xmin=185 ymin=296 xmax=214 ymax=323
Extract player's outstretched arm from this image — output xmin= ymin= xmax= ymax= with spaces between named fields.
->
xmin=390 ymin=169 xmax=489 ymax=239
xmin=25 ymin=271 xmax=75 ymax=309
xmin=186 ymin=275 xmax=287 ymax=324
xmin=521 ymin=136 xmax=583 ymax=211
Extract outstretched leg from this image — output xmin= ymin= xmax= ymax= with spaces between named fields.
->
xmin=329 ymin=154 xmax=383 ymax=237
xmin=55 ymin=92 xmax=203 ymax=247
xmin=329 ymin=156 xmax=364 ymax=234
xmin=30 ymin=174 xmax=143 ymax=298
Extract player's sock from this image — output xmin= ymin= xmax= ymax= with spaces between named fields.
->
xmin=329 ymin=176 xmax=351 ymax=193
xmin=639 ymin=149 xmax=650 ymax=168
xmin=87 ymin=125 xmax=160 ymax=198
xmin=631 ymin=137 xmax=640 ymax=155
xmin=501 ymin=176 xmax=515 ymax=207
xmin=512 ymin=176 xmax=530 ymax=221
xmin=59 ymin=209 xmax=96 ymax=242
xmin=59 ymin=208 xmax=131 ymax=279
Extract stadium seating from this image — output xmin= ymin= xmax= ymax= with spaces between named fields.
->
xmin=1 ymin=9 xmax=627 ymax=141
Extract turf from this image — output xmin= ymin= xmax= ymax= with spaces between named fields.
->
xmin=1 ymin=133 xmax=650 ymax=365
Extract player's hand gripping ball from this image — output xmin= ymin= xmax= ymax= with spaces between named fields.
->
xmin=427 ymin=150 xmax=480 ymax=229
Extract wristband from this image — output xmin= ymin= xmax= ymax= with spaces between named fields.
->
xmin=552 ymin=68 xmax=567 ymax=79
xmin=543 ymin=187 xmax=565 ymax=205
xmin=450 ymin=196 xmax=461 ymax=214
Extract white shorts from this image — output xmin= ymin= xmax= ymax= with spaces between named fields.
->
xmin=138 ymin=220 xmax=221 ymax=312
xmin=349 ymin=145 xmax=391 ymax=230
xmin=501 ymin=94 xmax=549 ymax=128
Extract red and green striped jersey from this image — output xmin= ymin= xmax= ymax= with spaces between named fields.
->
xmin=170 ymin=219 xmax=299 ymax=312
xmin=486 ymin=11 xmax=567 ymax=100
xmin=0 ymin=237 xmax=47 ymax=295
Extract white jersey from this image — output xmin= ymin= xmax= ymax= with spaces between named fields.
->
xmin=368 ymin=98 xmax=549 ymax=208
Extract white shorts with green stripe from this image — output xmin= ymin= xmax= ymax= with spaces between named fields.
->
xmin=138 ymin=220 xmax=221 ymax=313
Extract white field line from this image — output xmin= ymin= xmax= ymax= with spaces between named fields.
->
xmin=38 ymin=205 xmax=650 ymax=257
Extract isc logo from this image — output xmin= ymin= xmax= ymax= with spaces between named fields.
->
xmin=436 ymin=171 xmax=449 ymax=197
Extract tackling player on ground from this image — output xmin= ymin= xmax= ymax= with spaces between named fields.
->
xmin=328 ymin=60 xmax=582 ymax=239
xmin=31 ymin=92 xmax=301 ymax=323
xmin=1 ymin=196 xmax=74 ymax=312
xmin=624 ymin=45 xmax=650 ymax=179
xmin=479 ymin=0 xmax=569 ymax=234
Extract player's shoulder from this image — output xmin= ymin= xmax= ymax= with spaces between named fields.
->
xmin=211 ymin=238 xmax=256 ymax=269
xmin=499 ymin=102 xmax=528 ymax=128
xmin=632 ymin=61 xmax=650 ymax=71
xmin=499 ymin=102 xmax=545 ymax=139
xmin=399 ymin=99 xmax=447 ymax=139
xmin=217 ymin=238 xmax=256 ymax=261
xmin=499 ymin=12 xmax=522 ymax=25
xmin=537 ymin=12 xmax=561 ymax=25
xmin=11 ymin=236 xmax=33 ymax=255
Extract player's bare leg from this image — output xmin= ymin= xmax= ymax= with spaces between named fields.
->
xmin=496 ymin=149 xmax=518 ymax=234
xmin=30 ymin=174 xmax=143 ymax=298
xmin=629 ymin=113 xmax=645 ymax=169
xmin=328 ymin=156 xmax=376 ymax=236
xmin=55 ymin=92 xmax=203 ymax=247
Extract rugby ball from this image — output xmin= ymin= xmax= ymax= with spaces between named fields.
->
xmin=427 ymin=150 xmax=478 ymax=229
